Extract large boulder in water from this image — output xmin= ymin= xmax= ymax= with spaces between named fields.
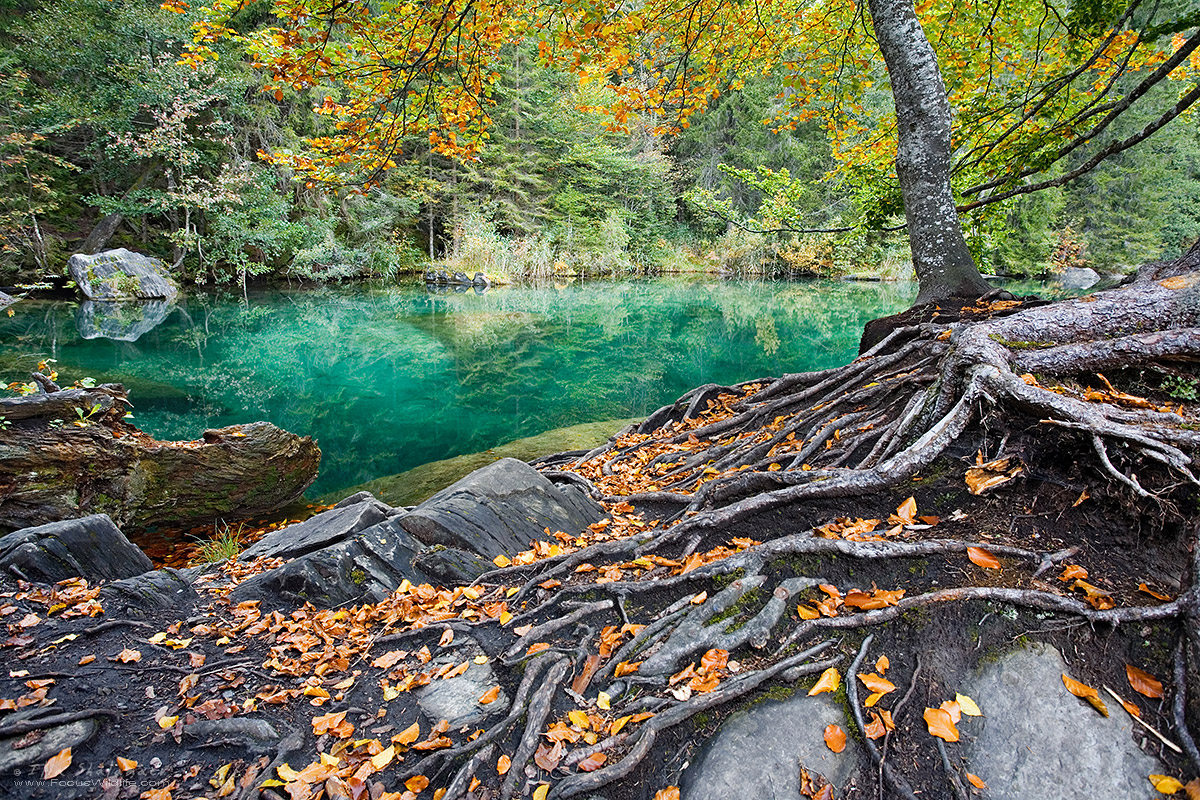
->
xmin=399 ymin=457 xmax=604 ymax=560
xmin=0 ymin=514 xmax=152 ymax=583
xmin=67 ymin=248 xmax=179 ymax=301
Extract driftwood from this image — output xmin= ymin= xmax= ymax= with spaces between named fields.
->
xmin=0 ymin=380 xmax=320 ymax=530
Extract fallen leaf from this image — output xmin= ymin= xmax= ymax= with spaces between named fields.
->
xmin=526 ymin=642 xmax=550 ymax=655
xmin=497 ymin=754 xmax=511 ymax=774
xmin=1059 ymin=564 xmax=1088 ymax=581
xmin=405 ymin=774 xmax=429 ymax=793
xmin=597 ymin=692 xmax=611 ymax=710
xmin=967 ymin=547 xmax=1001 ymax=569
xmin=372 ymin=745 xmax=396 ymax=770
xmin=117 ymin=756 xmax=138 ymax=772
xmin=479 ymin=686 xmax=501 ymax=705
xmin=492 ymin=555 xmax=511 ymax=568
xmin=534 ymin=741 xmax=564 ymax=771
xmin=967 ymin=773 xmax=987 ymax=789
xmin=1150 ymin=775 xmax=1185 ymax=794
xmin=955 ymin=693 xmax=982 ymax=717
xmin=577 ymin=752 xmax=607 ymax=771
xmin=940 ymin=700 xmax=962 ymax=723
xmin=1126 ymin=665 xmax=1164 ymax=699
xmin=78 ymin=654 xmax=95 ymax=666
xmin=157 ymin=715 xmax=179 ymax=730
xmin=1062 ymin=673 xmax=1108 ymax=716
xmin=1071 ymin=579 xmax=1116 ymax=610
xmin=701 ymin=649 xmax=728 ymax=672
xmin=857 ymin=672 xmax=896 ymax=696
xmin=808 ymin=667 xmax=840 ymax=696
xmin=864 ymin=712 xmax=887 ymax=740
xmin=923 ymin=707 xmax=959 ymax=742
xmin=653 ymin=788 xmax=681 ymax=800
xmin=823 ymin=723 xmax=846 ymax=753
xmin=614 ymin=661 xmax=641 ymax=677
xmin=532 ymin=783 xmax=549 ymax=800
xmin=438 ymin=628 xmax=454 ymax=647
xmin=965 ymin=457 xmax=1023 ymax=495
xmin=610 ymin=715 xmax=631 ymax=735
xmin=894 ymin=496 xmax=917 ymax=523
xmin=875 ymin=655 xmax=889 ymax=674
xmin=690 ymin=591 xmax=708 ymax=605
xmin=797 ymin=604 xmax=820 ymax=620
xmin=115 ymin=648 xmax=142 ymax=663
xmin=43 ymin=747 xmax=71 ymax=779
xmin=568 ymin=710 xmax=591 ymax=729
xmin=1138 ymin=583 xmax=1173 ymax=602
xmin=394 ymin=722 xmax=420 ymax=745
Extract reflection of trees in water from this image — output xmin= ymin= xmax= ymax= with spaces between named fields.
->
xmin=0 ymin=279 xmax=918 ymax=494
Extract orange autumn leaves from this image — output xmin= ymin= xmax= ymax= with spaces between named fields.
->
xmin=797 ymin=583 xmax=906 ymax=620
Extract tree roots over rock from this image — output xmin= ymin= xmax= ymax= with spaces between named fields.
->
xmin=2 ymin=258 xmax=1198 ymax=799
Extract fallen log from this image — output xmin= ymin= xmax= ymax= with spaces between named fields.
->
xmin=0 ymin=382 xmax=320 ymax=530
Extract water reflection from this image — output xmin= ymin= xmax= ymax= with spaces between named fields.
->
xmin=76 ymin=299 xmax=175 ymax=342
xmin=1 ymin=277 xmax=917 ymax=495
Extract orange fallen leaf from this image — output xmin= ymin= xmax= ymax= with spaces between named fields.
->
xmin=808 ymin=667 xmax=840 ymax=696
xmin=116 ymin=756 xmax=138 ymax=772
xmin=526 ymin=642 xmax=550 ymax=656
xmin=967 ymin=547 xmax=1001 ymax=569
xmin=1062 ymin=673 xmax=1108 ymax=716
xmin=875 ymin=655 xmax=889 ymax=674
xmin=1071 ymin=579 xmax=1116 ymax=610
xmin=967 ymin=773 xmax=987 ymax=789
xmin=923 ymin=707 xmax=959 ymax=742
xmin=863 ymin=712 xmax=887 ymax=740
xmin=1150 ymin=774 xmax=1185 ymax=794
xmin=857 ymin=672 xmax=896 ymax=695
xmin=1138 ymin=583 xmax=1173 ymax=602
xmin=700 ymin=649 xmax=728 ymax=672
xmin=939 ymin=700 xmax=961 ymax=723
xmin=394 ymin=722 xmax=421 ymax=745
xmin=823 ymin=723 xmax=846 ymax=753
xmin=1059 ymin=564 xmax=1088 ymax=581
xmin=78 ymin=654 xmax=95 ymax=666
xmin=405 ymin=775 xmax=429 ymax=793
xmin=438 ymin=628 xmax=454 ymax=647
xmin=115 ymin=648 xmax=142 ymax=663
xmin=653 ymin=789 xmax=681 ymax=800
xmin=497 ymin=754 xmax=511 ymax=774
xmin=577 ymin=752 xmax=607 ymax=771
xmin=614 ymin=661 xmax=641 ymax=677
xmin=1126 ymin=664 xmax=1164 ymax=699
xmin=479 ymin=685 xmax=501 ymax=705
xmin=43 ymin=747 xmax=71 ymax=779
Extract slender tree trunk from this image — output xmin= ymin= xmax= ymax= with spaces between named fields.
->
xmin=867 ymin=0 xmax=993 ymax=305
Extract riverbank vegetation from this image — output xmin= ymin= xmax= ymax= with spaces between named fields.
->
xmin=1 ymin=0 xmax=1197 ymax=288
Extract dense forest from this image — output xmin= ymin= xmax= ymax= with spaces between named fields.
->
xmin=1 ymin=0 xmax=1197 ymax=290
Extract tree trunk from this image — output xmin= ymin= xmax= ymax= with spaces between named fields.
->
xmin=80 ymin=213 xmax=124 ymax=255
xmin=867 ymin=0 xmax=993 ymax=305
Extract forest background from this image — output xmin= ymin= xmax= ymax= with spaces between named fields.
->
xmin=1 ymin=0 xmax=1198 ymax=290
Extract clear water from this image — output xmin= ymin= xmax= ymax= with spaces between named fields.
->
xmin=0 ymin=278 xmax=917 ymax=496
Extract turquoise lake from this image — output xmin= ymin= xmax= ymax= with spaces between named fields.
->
xmin=0 ymin=278 xmax=918 ymax=496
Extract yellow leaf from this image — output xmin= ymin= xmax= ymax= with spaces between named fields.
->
xmin=276 ymin=763 xmax=300 ymax=782
xmin=117 ymin=756 xmax=138 ymax=772
xmin=157 ymin=715 xmax=179 ymax=730
xmin=1149 ymin=775 xmax=1185 ymax=794
xmin=474 ymin=655 xmax=489 ymax=665
xmin=610 ymin=715 xmax=631 ymax=735
xmin=43 ymin=747 xmax=71 ymax=779
xmin=493 ymin=555 xmax=512 ymax=568
xmin=499 ymin=611 xmax=514 ymax=625
xmin=532 ymin=784 xmax=550 ymax=800
xmin=568 ymin=710 xmax=590 ymax=729
xmin=808 ymin=667 xmax=840 ymax=696
xmin=371 ymin=745 xmax=396 ymax=770
xmin=954 ymin=693 xmax=982 ymax=717
xmin=433 ymin=790 xmax=446 ymax=800
xmin=597 ymin=691 xmax=611 ymax=710
xmin=797 ymin=604 xmax=819 ymax=620
xmin=405 ymin=774 xmax=430 ymax=793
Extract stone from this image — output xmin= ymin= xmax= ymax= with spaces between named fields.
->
xmin=412 ymin=546 xmax=493 ymax=585
xmin=0 ymin=291 xmax=15 ymax=309
xmin=0 ymin=717 xmax=98 ymax=776
xmin=682 ymin=692 xmax=862 ymax=800
xmin=961 ymin=643 xmax=1161 ymax=800
xmin=67 ymin=248 xmax=180 ymax=301
xmin=415 ymin=637 xmax=507 ymax=727
xmin=183 ymin=718 xmax=281 ymax=750
xmin=400 ymin=458 xmax=604 ymax=561
xmin=230 ymin=517 xmax=432 ymax=608
xmin=239 ymin=498 xmax=393 ymax=561
xmin=76 ymin=299 xmax=174 ymax=342
xmin=0 ymin=514 xmax=152 ymax=583
xmin=101 ymin=568 xmax=198 ymax=618
xmin=1057 ymin=266 xmax=1101 ymax=290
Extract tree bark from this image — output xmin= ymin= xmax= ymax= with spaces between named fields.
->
xmin=0 ymin=388 xmax=320 ymax=531
xmin=867 ymin=0 xmax=993 ymax=305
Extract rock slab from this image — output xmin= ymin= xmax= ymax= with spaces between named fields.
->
xmin=67 ymin=248 xmax=179 ymax=301
xmin=240 ymin=497 xmax=394 ymax=562
xmin=0 ymin=514 xmax=152 ymax=583
xmin=961 ymin=643 xmax=1162 ymax=800
xmin=682 ymin=692 xmax=862 ymax=800
xmin=400 ymin=458 xmax=604 ymax=560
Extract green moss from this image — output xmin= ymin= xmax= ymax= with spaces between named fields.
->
xmin=350 ymin=568 xmax=367 ymax=585
xmin=712 ymin=567 xmax=746 ymax=590
xmin=707 ymin=587 xmax=764 ymax=632
xmin=987 ymin=335 xmax=1056 ymax=350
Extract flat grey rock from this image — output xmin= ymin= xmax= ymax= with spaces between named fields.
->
xmin=230 ymin=517 xmax=432 ymax=609
xmin=400 ymin=458 xmax=603 ymax=561
xmin=413 ymin=546 xmax=493 ymax=585
xmin=239 ymin=498 xmax=392 ymax=561
xmin=0 ymin=718 xmax=98 ymax=775
xmin=962 ymin=643 xmax=1161 ymax=800
xmin=416 ymin=638 xmax=507 ymax=728
xmin=67 ymin=248 xmax=179 ymax=301
xmin=0 ymin=514 xmax=152 ymax=583
xmin=76 ymin=299 xmax=174 ymax=342
xmin=682 ymin=692 xmax=862 ymax=800
xmin=101 ymin=568 xmax=198 ymax=617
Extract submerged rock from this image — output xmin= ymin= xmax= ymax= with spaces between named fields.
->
xmin=0 ymin=514 xmax=152 ymax=583
xmin=400 ymin=457 xmax=603 ymax=560
xmin=962 ymin=643 xmax=1161 ymax=800
xmin=67 ymin=248 xmax=179 ymax=301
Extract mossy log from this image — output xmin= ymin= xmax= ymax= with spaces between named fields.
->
xmin=0 ymin=384 xmax=320 ymax=531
